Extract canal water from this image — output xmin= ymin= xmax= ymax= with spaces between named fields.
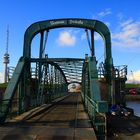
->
xmin=127 ymin=101 xmax=140 ymax=116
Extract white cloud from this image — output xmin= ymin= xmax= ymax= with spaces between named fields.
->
xmin=98 ymin=8 xmax=112 ymax=17
xmin=112 ymin=19 xmax=140 ymax=48
xmin=127 ymin=70 xmax=140 ymax=83
xmin=57 ymin=31 xmax=76 ymax=46
xmin=0 ymin=72 xmax=4 ymax=83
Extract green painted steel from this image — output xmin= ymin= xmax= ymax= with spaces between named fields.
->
xmin=0 ymin=57 xmax=25 ymax=122
xmin=82 ymin=57 xmax=108 ymax=112
xmin=23 ymin=19 xmax=112 ymax=67
xmin=0 ymin=58 xmax=70 ymax=123
xmin=23 ymin=18 xmax=113 ymax=103
xmin=81 ymin=56 xmax=108 ymax=139
xmin=88 ymin=57 xmax=100 ymax=101
xmin=30 ymin=58 xmax=84 ymax=84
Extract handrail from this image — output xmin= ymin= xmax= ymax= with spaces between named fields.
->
xmin=0 ymin=58 xmax=25 ymax=123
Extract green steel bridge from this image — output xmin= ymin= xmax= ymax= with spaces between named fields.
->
xmin=0 ymin=18 xmax=127 ymax=140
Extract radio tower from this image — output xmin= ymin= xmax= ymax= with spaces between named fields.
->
xmin=3 ymin=26 xmax=10 ymax=83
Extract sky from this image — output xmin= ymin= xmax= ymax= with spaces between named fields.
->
xmin=0 ymin=0 xmax=140 ymax=83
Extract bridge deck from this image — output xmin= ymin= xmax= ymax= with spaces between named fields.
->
xmin=0 ymin=93 xmax=97 ymax=140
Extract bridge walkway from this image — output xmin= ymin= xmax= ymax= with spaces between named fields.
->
xmin=0 ymin=93 xmax=97 ymax=140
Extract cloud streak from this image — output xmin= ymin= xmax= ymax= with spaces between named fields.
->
xmin=98 ymin=8 xmax=112 ymax=17
xmin=112 ymin=19 xmax=140 ymax=48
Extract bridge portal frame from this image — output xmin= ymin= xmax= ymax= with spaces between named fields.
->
xmin=23 ymin=18 xmax=112 ymax=64
xmin=23 ymin=18 xmax=114 ymax=103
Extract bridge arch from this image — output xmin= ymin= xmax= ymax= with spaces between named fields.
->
xmin=23 ymin=18 xmax=112 ymax=65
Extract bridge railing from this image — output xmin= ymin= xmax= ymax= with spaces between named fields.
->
xmin=0 ymin=57 xmax=68 ymax=123
xmin=30 ymin=60 xmax=68 ymax=106
xmin=81 ymin=57 xmax=108 ymax=140
xmin=0 ymin=57 xmax=25 ymax=122
xmin=98 ymin=62 xmax=127 ymax=79
xmin=114 ymin=65 xmax=127 ymax=79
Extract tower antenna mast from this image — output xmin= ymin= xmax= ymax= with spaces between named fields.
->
xmin=6 ymin=26 xmax=9 ymax=54
xmin=3 ymin=26 xmax=10 ymax=83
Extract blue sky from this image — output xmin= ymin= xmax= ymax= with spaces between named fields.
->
xmin=0 ymin=0 xmax=140 ymax=83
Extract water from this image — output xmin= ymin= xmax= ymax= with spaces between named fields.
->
xmin=127 ymin=101 xmax=140 ymax=116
